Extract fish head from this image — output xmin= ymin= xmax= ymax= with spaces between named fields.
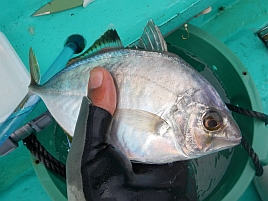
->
xmin=189 ymin=108 xmax=241 ymax=154
xmin=173 ymin=86 xmax=241 ymax=159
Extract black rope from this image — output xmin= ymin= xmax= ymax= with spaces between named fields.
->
xmin=240 ymin=136 xmax=263 ymax=176
xmin=23 ymin=134 xmax=66 ymax=178
xmin=227 ymin=103 xmax=266 ymax=176
xmin=226 ymin=103 xmax=268 ymax=125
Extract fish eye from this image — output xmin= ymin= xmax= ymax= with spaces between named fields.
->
xmin=202 ymin=111 xmax=223 ymax=131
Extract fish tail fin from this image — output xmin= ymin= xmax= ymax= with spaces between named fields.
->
xmin=29 ymin=47 xmax=41 ymax=86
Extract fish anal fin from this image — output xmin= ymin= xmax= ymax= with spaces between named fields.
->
xmin=29 ymin=48 xmax=41 ymax=86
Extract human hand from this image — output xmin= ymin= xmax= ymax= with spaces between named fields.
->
xmin=66 ymin=66 xmax=131 ymax=201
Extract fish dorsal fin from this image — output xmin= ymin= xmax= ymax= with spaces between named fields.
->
xmin=132 ymin=20 xmax=167 ymax=52
xmin=68 ymin=29 xmax=123 ymax=65
xmin=113 ymin=109 xmax=170 ymax=135
xmin=29 ymin=48 xmax=41 ymax=85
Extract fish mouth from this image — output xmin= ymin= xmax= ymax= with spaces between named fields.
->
xmin=212 ymin=137 xmax=241 ymax=151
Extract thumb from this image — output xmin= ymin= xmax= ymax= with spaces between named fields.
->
xmin=87 ymin=67 xmax=117 ymax=115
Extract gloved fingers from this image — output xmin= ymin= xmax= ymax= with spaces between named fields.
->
xmin=88 ymin=67 xmax=117 ymax=115
xmin=67 ymin=67 xmax=117 ymax=200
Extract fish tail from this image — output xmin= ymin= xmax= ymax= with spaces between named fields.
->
xmin=29 ymin=47 xmax=41 ymax=86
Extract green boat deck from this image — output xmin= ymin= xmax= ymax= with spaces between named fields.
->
xmin=0 ymin=0 xmax=267 ymax=200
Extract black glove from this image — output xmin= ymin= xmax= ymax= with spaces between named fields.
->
xmin=67 ymin=97 xmax=197 ymax=201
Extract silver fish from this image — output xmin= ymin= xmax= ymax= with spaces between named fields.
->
xmin=28 ymin=21 xmax=241 ymax=163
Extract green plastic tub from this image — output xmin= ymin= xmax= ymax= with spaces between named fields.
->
xmin=31 ymin=24 xmax=268 ymax=201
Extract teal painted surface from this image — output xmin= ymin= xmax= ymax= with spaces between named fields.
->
xmin=0 ymin=0 xmax=216 ymax=76
xmin=0 ymin=142 xmax=51 ymax=201
xmin=0 ymin=0 xmax=268 ymax=200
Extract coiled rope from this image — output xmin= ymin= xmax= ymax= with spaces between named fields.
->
xmin=23 ymin=134 xmax=66 ymax=178
xmin=240 ymin=136 xmax=263 ymax=176
xmin=227 ymin=103 xmax=267 ymax=176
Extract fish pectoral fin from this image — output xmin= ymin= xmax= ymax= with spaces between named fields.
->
xmin=115 ymin=109 xmax=170 ymax=135
xmin=131 ymin=20 xmax=167 ymax=52
xmin=29 ymin=48 xmax=41 ymax=85
xmin=68 ymin=29 xmax=124 ymax=65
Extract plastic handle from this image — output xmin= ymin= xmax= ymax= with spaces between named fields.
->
xmin=41 ymin=34 xmax=85 ymax=84
xmin=41 ymin=46 xmax=75 ymax=84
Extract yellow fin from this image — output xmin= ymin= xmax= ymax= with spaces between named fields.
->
xmin=29 ymin=47 xmax=41 ymax=85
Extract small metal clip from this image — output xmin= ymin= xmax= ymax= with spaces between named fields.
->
xmin=182 ymin=24 xmax=190 ymax=40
